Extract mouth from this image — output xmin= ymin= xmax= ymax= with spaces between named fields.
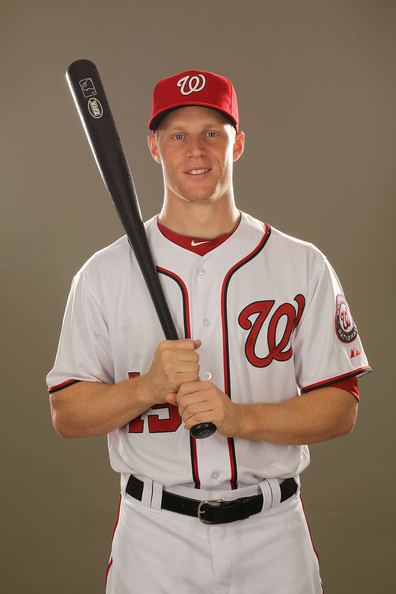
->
xmin=185 ymin=168 xmax=211 ymax=176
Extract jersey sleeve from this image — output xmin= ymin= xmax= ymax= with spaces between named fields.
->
xmin=293 ymin=255 xmax=371 ymax=393
xmin=46 ymin=270 xmax=114 ymax=393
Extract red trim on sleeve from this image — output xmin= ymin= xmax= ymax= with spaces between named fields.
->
xmin=302 ymin=366 xmax=371 ymax=395
xmin=48 ymin=379 xmax=81 ymax=394
xmin=331 ymin=376 xmax=359 ymax=399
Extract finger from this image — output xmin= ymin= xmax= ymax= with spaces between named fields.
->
xmin=174 ymin=372 xmax=201 ymax=386
xmin=175 ymin=362 xmax=200 ymax=373
xmin=161 ymin=339 xmax=200 ymax=351
xmin=182 ymin=400 xmax=215 ymax=423
xmin=177 ymin=392 xmax=215 ymax=419
xmin=177 ymin=377 xmax=202 ymax=399
xmin=178 ymin=381 xmax=211 ymax=398
xmin=184 ymin=411 xmax=216 ymax=430
xmin=165 ymin=393 xmax=178 ymax=406
xmin=173 ymin=351 xmax=200 ymax=363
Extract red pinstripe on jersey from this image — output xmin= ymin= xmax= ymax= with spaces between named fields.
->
xmin=221 ymin=224 xmax=272 ymax=489
xmin=157 ymin=266 xmax=200 ymax=489
xmin=157 ymin=267 xmax=192 ymax=340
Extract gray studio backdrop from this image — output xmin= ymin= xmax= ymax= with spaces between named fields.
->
xmin=2 ymin=1 xmax=394 ymax=593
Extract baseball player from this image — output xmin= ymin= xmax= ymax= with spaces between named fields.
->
xmin=47 ymin=69 xmax=371 ymax=594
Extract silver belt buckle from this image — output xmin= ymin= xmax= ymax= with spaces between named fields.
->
xmin=197 ymin=499 xmax=223 ymax=524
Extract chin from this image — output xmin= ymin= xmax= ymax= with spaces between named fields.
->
xmin=184 ymin=185 xmax=223 ymax=204
xmin=174 ymin=188 xmax=214 ymax=203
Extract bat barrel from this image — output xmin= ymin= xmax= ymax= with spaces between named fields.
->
xmin=66 ymin=60 xmax=177 ymax=339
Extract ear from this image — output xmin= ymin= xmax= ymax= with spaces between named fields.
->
xmin=147 ymin=132 xmax=161 ymax=164
xmin=233 ymin=130 xmax=245 ymax=162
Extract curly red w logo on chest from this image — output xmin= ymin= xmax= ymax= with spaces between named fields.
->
xmin=238 ymin=295 xmax=306 ymax=368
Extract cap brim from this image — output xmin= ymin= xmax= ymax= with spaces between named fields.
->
xmin=149 ymin=103 xmax=238 ymax=131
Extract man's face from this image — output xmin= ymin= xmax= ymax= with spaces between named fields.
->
xmin=148 ymin=106 xmax=245 ymax=205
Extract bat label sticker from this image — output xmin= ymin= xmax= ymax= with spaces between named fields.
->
xmin=88 ymin=97 xmax=103 ymax=119
xmin=79 ymin=77 xmax=97 ymax=98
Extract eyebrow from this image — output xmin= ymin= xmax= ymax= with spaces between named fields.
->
xmin=165 ymin=122 xmax=225 ymax=132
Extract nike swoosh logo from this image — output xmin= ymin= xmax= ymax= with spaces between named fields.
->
xmin=191 ymin=240 xmax=211 ymax=246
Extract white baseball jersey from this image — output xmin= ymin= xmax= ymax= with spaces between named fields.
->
xmin=47 ymin=211 xmax=371 ymax=490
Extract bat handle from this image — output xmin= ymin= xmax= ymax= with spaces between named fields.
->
xmin=190 ymin=421 xmax=216 ymax=439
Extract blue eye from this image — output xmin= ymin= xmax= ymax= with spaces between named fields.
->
xmin=207 ymin=131 xmax=217 ymax=137
xmin=174 ymin=133 xmax=184 ymax=140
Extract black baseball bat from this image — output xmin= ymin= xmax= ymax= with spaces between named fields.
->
xmin=66 ymin=59 xmax=216 ymax=439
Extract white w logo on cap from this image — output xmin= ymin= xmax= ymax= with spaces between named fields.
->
xmin=177 ymin=74 xmax=206 ymax=96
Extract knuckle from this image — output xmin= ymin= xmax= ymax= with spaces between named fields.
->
xmin=163 ymin=361 xmax=172 ymax=376
xmin=169 ymin=372 xmax=179 ymax=385
xmin=187 ymin=404 xmax=196 ymax=416
xmin=162 ymin=349 xmax=173 ymax=363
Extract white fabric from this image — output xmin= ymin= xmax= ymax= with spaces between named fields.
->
xmin=47 ymin=212 xmax=370 ymax=489
xmin=106 ymin=488 xmax=322 ymax=594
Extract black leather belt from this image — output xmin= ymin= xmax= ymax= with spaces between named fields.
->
xmin=126 ymin=475 xmax=298 ymax=525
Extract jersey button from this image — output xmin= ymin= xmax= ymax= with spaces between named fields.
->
xmin=202 ymin=319 xmax=210 ymax=327
xmin=198 ymin=269 xmax=206 ymax=276
xmin=211 ymin=471 xmax=220 ymax=480
xmin=203 ymin=371 xmax=212 ymax=380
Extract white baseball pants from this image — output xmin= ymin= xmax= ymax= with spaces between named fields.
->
xmin=105 ymin=479 xmax=322 ymax=594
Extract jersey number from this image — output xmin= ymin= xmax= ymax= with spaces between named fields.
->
xmin=127 ymin=373 xmax=182 ymax=433
xmin=128 ymin=404 xmax=182 ymax=434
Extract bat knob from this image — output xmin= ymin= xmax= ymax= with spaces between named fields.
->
xmin=190 ymin=422 xmax=217 ymax=439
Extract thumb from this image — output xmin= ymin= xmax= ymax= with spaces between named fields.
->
xmin=193 ymin=339 xmax=202 ymax=350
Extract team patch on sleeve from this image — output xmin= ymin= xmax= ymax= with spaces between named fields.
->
xmin=335 ymin=294 xmax=358 ymax=343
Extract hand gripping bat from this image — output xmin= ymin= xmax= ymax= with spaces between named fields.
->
xmin=66 ymin=59 xmax=216 ymax=439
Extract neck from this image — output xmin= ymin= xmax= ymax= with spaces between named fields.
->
xmin=159 ymin=197 xmax=240 ymax=238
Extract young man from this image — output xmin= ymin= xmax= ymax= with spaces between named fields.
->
xmin=47 ymin=69 xmax=371 ymax=593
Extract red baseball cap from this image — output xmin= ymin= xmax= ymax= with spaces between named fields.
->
xmin=149 ymin=69 xmax=239 ymax=131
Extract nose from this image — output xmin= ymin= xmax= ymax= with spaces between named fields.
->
xmin=186 ymin=135 xmax=206 ymax=157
